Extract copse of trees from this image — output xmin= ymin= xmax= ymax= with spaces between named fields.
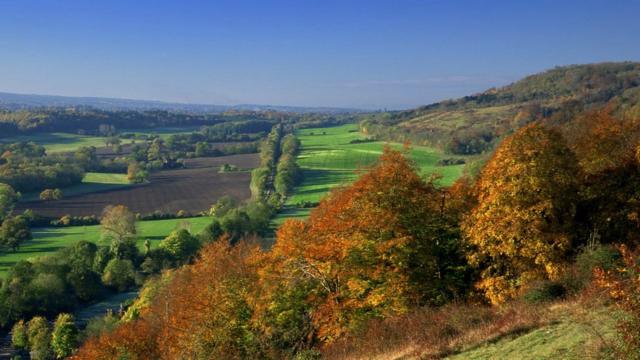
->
xmin=11 ymin=313 xmax=79 ymax=359
xmin=0 ymin=143 xmax=85 ymax=193
xmin=39 ymin=188 xmax=63 ymax=201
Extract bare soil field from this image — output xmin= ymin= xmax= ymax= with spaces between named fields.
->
xmin=16 ymin=153 xmax=260 ymax=217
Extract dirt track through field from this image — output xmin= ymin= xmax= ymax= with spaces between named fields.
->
xmin=17 ymin=153 xmax=259 ymax=217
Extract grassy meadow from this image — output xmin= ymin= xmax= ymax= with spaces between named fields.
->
xmin=273 ymin=124 xmax=467 ymax=225
xmin=0 ymin=216 xmax=213 ymax=277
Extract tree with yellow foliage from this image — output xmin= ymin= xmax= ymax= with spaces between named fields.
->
xmin=463 ymin=123 xmax=580 ymax=304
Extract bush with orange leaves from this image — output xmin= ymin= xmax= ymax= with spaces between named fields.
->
xmin=71 ymin=319 xmax=159 ymax=360
xmin=595 ymin=245 xmax=640 ymax=359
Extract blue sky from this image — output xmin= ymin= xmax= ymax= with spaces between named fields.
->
xmin=0 ymin=0 xmax=639 ymax=109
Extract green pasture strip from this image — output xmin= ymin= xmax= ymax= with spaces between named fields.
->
xmin=0 ymin=132 xmax=132 ymax=153
xmin=270 ymin=123 xmax=466 ymax=227
xmin=0 ymin=216 xmax=213 ymax=277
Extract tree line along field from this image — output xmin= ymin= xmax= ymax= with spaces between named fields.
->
xmin=0 ymin=126 xmax=200 ymax=153
xmin=0 ymin=216 xmax=212 ymax=277
xmin=273 ymin=124 xmax=467 ymax=224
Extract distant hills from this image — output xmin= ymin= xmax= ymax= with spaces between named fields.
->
xmin=361 ymin=62 xmax=640 ymax=154
xmin=0 ymin=91 xmax=359 ymax=114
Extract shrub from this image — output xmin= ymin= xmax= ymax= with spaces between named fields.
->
xmin=595 ymin=245 xmax=640 ymax=359
xmin=11 ymin=319 xmax=28 ymax=350
xmin=523 ymin=281 xmax=566 ymax=303
xmin=102 ymin=259 xmax=136 ymax=291
xmin=39 ymin=188 xmax=63 ymax=201
xmin=562 ymin=243 xmax=622 ymax=293
xmin=81 ymin=312 xmax=119 ymax=342
xmin=576 ymin=243 xmax=621 ymax=280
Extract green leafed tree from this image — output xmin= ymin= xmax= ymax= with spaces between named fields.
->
xmin=51 ymin=313 xmax=78 ymax=359
xmin=11 ymin=319 xmax=28 ymax=350
xmin=28 ymin=316 xmax=51 ymax=360
xmin=0 ymin=216 xmax=32 ymax=251
xmin=159 ymin=229 xmax=200 ymax=264
xmin=0 ymin=183 xmax=18 ymax=222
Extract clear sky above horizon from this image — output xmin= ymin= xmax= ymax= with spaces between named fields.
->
xmin=1 ymin=0 xmax=639 ymax=110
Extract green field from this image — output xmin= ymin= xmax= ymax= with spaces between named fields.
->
xmin=0 ymin=216 xmax=213 ymax=277
xmin=0 ymin=132 xmax=129 ymax=153
xmin=273 ymin=124 xmax=466 ymax=224
xmin=20 ymin=172 xmax=132 ymax=202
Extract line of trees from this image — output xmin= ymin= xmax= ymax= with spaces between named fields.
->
xmin=274 ymin=134 xmax=301 ymax=198
xmin=250 ymin=124 xmax=282 ymax=200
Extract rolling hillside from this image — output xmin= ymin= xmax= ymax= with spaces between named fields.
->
xmin=361 ymin=62 xmax=640 ymax=154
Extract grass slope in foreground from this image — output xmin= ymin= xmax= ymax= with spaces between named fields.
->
xmin=274 ymin=124 xmax=466 ymax=224
xmin=20 ymin=172 xmax=132 ymax=202
xmin=449 ymin=305 xmax=616 ymax=360
xmin=0 ymin=216 xmax=212 ymax=277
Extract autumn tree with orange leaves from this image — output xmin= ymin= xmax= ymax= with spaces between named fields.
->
xmin=255 ymin=147 xmax=471 ymax=343
xmin=463 ymin=123 xmax=580 ymax=304
xmin=71 ymin=319 xmax=159 ymax=360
